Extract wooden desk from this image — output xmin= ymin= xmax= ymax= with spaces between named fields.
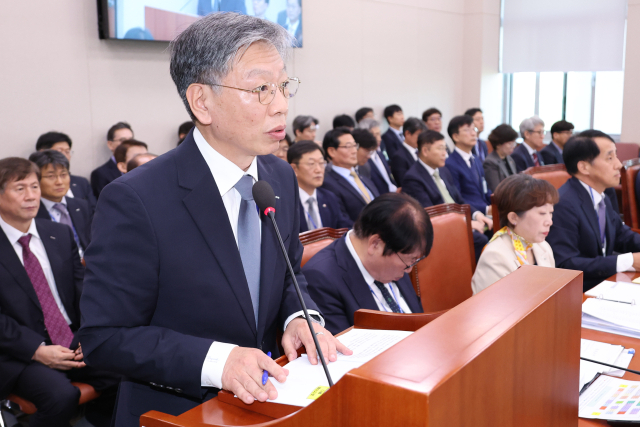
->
xmin=579 ymin=272 xmax=640 ymax=426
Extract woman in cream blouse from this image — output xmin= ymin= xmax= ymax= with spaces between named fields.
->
xmin=471 ymin=174 xmax=559 ymax=294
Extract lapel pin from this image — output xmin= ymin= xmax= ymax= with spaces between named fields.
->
xmin=275 ymin=196 xmax=280 ymax=199
xmin=322 ymin=204 xmax=327 ymax=208
xmin=50 ymin=236 xmax=55 ymax=240
xmin=76 ymin=208 xmax=80 ymax=212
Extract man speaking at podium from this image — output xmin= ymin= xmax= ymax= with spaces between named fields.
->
xmin=77 ymin=13 xmax=349 ymax=426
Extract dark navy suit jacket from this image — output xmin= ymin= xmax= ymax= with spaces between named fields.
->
xmin=298 ymin=187 xmax=353 ymax=233
xmin=90 ymin=158 xmax=121 ymax=199
xmin=547 ymin=177 xmax=640 ymax=291
xmin=36 ymin=197 xmax=92 ymax=251
xmin=381 ymin=128 xmax=403 ymax=160
xmin=540 ymin=142 xmax=563 ymax=165
xmin=0 ymin=220 xmax=83 ymax=397
xmin=389 ymin=145 xmax=417 ymax=187
xmin=321 ymin=166 xmax=380 ymax=222
xmin=511 ymin=142 xmax=545 ymax=172
xmin=303 ymin=235 xmax=423 ymax=335
xmin=473 ymin=139 xmax=489 ymax=163
xmin=444 ymin=150 xmax=492 ymax=214
xmin=402 ymin=162 xmax=468 ymax=209
xmin=365 ymin=152 xmax=396 ymax=195
xmin=77 ymin=132 xmax=319 ymax=426
xmin=70 ymin=174 xmax=96 ymax=211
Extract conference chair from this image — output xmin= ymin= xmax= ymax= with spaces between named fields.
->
xmin=492 ymin=164 xmax=571 ymax=232
xmin=621 ymin=158 xmax=640 ymax=230
xmin=299 ymin=227 xmax=349 ymax=267
xmin=616 ymin=142 xmax=640 ymax=162
xmin=411 ymin=204 xmax=475 ymax=312
xmin=6 ymin=382 xmax=100 ymax=419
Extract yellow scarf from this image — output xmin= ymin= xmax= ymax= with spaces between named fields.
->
xmin=490 ymin=226 xmax=533 ymax=266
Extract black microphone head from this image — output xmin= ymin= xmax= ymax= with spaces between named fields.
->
xmin=252 ymin=180 xmax=276 ymax=215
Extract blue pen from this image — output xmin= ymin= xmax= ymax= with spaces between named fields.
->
xmin=262 ymin=352 xmax=272 ymax=385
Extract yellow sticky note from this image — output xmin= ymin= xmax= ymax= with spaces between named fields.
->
xmin=632 ymin=277 xmax=640 ymax=284
xmin=592 ymin=412 xmax=601 ymax=416
xmin=307 ymin=386 xmax=329 ymax=400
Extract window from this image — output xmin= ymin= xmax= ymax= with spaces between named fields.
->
xmin=505 ymin=71 xmax=624 ymax=139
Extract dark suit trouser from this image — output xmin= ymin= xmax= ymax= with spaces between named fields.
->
xmin=12 ymin=361 xmax=120 ymax=427
xmin=472 ymin=230 xmax=489 ymax=264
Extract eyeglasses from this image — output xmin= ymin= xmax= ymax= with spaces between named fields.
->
xmin=299 ymin=160 xmax=327 ymax=169
xmin=41 ymin=171 xmax=70 ymax=181
xmin=337 ymin=143 xmax=359 ymax=150
xmin=395 ymin=252 xmax=426 ymax=270
xmin=210 ymin=77 xmax=300 ymax=105
xmin=528 ymin=130 xmax=547 ymax=136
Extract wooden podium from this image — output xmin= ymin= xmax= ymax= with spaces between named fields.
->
xmin=140 ymin=265 xmax=583 ymax=427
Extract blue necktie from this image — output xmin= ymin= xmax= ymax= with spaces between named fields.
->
xmin=469 ymin=156 xmax=480 ymax=184
xmin=234 ymin=175 xmax=261 ymax=326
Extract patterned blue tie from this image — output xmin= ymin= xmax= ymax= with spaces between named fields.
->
xmin=234 ymin=175 xmax=261 ymax=326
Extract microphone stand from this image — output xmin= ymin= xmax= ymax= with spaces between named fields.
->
xmin=265 ymin=210 xmax=334 ymax=387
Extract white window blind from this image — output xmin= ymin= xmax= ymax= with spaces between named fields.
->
xmin=502 ymin=0 xmax=626 ymax=73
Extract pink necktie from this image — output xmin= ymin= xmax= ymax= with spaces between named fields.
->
xmin=533 ymin=152 xmax=540 ymax=167
xmin=18 ymin=234 xmax=74 ymax=348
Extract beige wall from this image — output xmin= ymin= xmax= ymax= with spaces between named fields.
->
xmin=0 ymin=0 xmax=502 ymax=179
xmin=622 ymin=0 xmax=640 ymax=143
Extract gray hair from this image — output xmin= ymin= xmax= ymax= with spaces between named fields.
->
xmin=519 ymin=116 xmax=545 ymax=138
xmin=292 ymin=115 xmax=318 ymax=135
xmin=170 ymin=12 xmax=294 ymax=120
xmin=357 ymin=118 xmax=380 ymax=131
xmin=28 ymin=150 xmax=70 ymax=172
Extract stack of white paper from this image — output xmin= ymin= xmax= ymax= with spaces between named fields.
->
xmin=580 ymin=339 xmax=629 ymax=392
xmin=268 ymin=329 xmax=413 ymax=407
xmin=582 ymin=298 xmax=640 ymax=339
xmin=586 ymin=281 xmax=640 ymax=304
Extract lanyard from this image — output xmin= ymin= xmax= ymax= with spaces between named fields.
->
xmin=589 ymin=187 xmax=606 ymax=255
xmin=369 ymin=282 xmax=404 ymax=313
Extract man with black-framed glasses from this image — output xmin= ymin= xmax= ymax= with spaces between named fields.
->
xmin=322 ymin=127 xmax=380 ymax=222
xmin=303 ymin=193 xmax=430 ymax=335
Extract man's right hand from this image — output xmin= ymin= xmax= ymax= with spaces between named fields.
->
xmin=631 ymin=253 xmax=640 ymax=270
xmin=32 ymin=345 xmax=86 ymax=370
xmin=221 ymin=347 xmax=289 ymax=404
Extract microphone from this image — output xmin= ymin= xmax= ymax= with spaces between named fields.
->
xmin=252 ymin=180 xmax=334 ymax=387
xmin=580 ymin=357 xmax=640 ymax=376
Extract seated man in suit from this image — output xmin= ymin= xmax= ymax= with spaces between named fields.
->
xmin=0 ymin=157 xmax=118 ymax=427
xmin=127 ymin=153 xmax=158 ymax=173
xmin=389 ymin=117 xmax=426 ymax=186
xmin=288 ymin=141 xmax=352 ymax=232
xmin=402 ymin=130 xmax=491 ymax=261
xmin=357 ymin=118 xmax=397 ymax=194
xmin=303 ymin=193 xmax=429 ymax=334
xmin=90 ymin=121 xmax=133 ymax=199
xmin=512 ymin=116 xmax=546 ymax=172
xmin=464 ymin=108 xmax=488 ymax=164
xmin=29 ymin=151 xmax=92 ymax=258
xmin=540 ymin=120 xmax=574 ymax=165
xmin=355 ymin=107 xmax=374 ymax=124
xmin=35 ymin=131 xmax=96 ymax=211
xmin=353 ymin=128 xmax=378 ymax=175
xmin=422 ymin=108 xmax=442 ymax=133
xmin=292 ymin=115 xmax=319 ymax=143
xmin=322 ymin=127 xmax=379 ymax=222
xmin=444 ymin=115 xmax=492 ymax=216
xmin=332 ymin=114 xmax=356 ymax=130
xmin=78 ymin=14 xmax=349 ymax=426
xmin=546 ymin=131 xmax=640 ymax=291
xmin=380 ymin=104 xmax=405 ymax=159
xmin=113 ymin=139 xmax=149 ymax=174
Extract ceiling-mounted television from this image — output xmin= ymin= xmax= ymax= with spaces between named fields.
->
xmin=97 ymin=0 xmax=303 ymax=47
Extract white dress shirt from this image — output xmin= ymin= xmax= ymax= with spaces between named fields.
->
xmin=0 ymin=216 xmax=72 ymax=325
xmin=371 ymin=152 xmax=397 ymax=192
xmin=578 ymin=180 xmax=634 ymax=272
xmin=193 ymin=128 xmax=323 ymax=389
xmin=331 ymin=165 xmax=375 ymax=201
xmin=390 ymin=126 xmax=404 ymax=142
xmin=299 ymin=188 xmax=323 ymax=229
xmin=402 ymin=142 xmax=418 ymax=161
xmin=344 ymin=230 xmax=412 ymax=313
xmin=523 ymin=140 xmax=538 ymax=160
